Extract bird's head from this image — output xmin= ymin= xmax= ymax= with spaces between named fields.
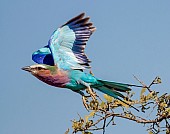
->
xmin=21 ymin=64 xmax=56 ymax=76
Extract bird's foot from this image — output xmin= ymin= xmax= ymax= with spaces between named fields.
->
xmin=82 ymin=96 xmax=89 ymax=111
xmin=86 ymin=87 xmax=97 ymax=101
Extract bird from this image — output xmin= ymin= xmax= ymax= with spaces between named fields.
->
xmin=22 ymin=13 xmax=139 ymax=111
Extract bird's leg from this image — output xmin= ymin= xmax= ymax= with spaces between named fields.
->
xmin=74 ymin=90 xmax=89 ymax=111
xmin=78 ymin=80 xmax=97 ymax=101
xmin=82 ymin=96 xmax=89 ymax=111
xmin=86 ymin=86 xmax=96 ymax=101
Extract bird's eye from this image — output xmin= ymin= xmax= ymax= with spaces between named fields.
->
xmin=37 ymin=67 xmax=42 ymax=70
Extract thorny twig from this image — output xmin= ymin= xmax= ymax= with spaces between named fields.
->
xmin=70 ymin=76 xmax=170 ymax=134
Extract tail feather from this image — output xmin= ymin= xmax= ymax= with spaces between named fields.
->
xmin=96 ymin=86 xmax=126 ymax=99
xmin=97 ymin=80 xmax=131 ymax=92
xmin=95 ymin=80 xmax=139 ymax=112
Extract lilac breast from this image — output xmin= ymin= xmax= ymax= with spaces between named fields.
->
xmin=36 ymin=73 xmax=70 ymax=88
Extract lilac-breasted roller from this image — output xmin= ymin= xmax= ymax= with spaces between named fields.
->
xmin=22 ymin=13 xmax=139 ymax=111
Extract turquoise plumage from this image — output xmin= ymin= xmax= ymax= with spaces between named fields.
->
xmin=32 ymin=13 xmax=94 ymax=69
xmin=22 ymin=13 xmax=139 ymax=111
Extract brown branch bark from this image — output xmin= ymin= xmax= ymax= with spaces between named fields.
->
xmin=90 ymin=113 xmax=170 ymax=129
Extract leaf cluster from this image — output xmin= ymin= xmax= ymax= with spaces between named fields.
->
xmin=66 ymin=76 xmax=170 ymax=134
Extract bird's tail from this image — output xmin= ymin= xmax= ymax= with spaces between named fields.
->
xmin=95 ymin=79 xmax=140 ymax=111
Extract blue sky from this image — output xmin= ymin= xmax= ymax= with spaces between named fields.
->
xmin=1 ymin=0 xmax=170 ymax=134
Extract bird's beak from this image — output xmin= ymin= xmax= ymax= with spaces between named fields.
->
xmin=21 ymin=66 xmax=31 ymax=72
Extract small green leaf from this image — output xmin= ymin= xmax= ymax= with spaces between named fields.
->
xmin=72 ymin=120 xmax=83 ymax=130
xmin=148 ymin=131 xmax=153 ymax=134
xmin=100 ymin=101 xmax=105 ymax=108
xmin=140 ymin=88 xmax=147 ymax=96
xmin=89 ymin=100 xmax=99 ymax=110
xmin=166 ymin=128 xmax=170 ymax=134
xmin=156 ymin=76 xmax=162 ymax=84
xmin=85 ymin=111 xmax=95 ymax=122
xmin=165 ymin=107 xmax=170 ymax=115
xmin=104 ymin=94 xmax=113 ymax=103
xmin=100 ymin=101 xmax=107 ymax=109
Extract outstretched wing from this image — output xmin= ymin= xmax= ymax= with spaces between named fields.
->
xmin=48 ymin=13 xmax=96 ymax=70
xmin=32 ymin=13 xmax=96 ymax=69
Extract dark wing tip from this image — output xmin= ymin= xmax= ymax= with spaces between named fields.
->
xmin=90 ymin=26 xmax=97 ymax=33
xmin=62 ymin=13 xmax=86 ymax=27
xmin=60 ymin=13 xmax=96 ymax=69
xmin=62 ymin=13 xmax=96 ymax=32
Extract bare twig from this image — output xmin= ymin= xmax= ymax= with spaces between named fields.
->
xmin=133 ymin=75 xmax=152 ymax=92
xmin=71 ymin=76 xmax=170 ymax=134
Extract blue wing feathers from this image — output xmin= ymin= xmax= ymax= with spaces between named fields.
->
xmin=32 ymin=13 xmax=95 ymax=70
xmin=32 ymin=46 xmax=54 ymax=66
xmin=61 ymin=13 xmax=95 ymax=68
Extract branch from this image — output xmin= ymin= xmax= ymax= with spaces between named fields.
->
xmin=90 ymin=113 xmax=170 ymax=128
xmin=70 ymin=76 xmax=170 ymax=134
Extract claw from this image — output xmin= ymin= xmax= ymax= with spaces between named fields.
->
xmin=82 ymin=96 xmax=89 ymax=111
xmin=86 ymin=87 xmax=97 ymax=101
